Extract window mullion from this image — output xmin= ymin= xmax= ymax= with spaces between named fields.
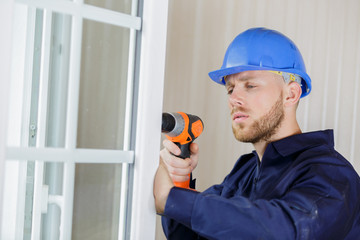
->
xmin=60 ymin=22 xmax=80 ymax=240
xmin=61 ymin=0 xmax=83 ymax=237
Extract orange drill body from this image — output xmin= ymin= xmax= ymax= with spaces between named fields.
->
xmin=162 ymin=112 xmax=204 ymax=188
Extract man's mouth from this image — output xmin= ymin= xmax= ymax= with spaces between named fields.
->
xmin=232 ymin=112 xmax=249 ymax=123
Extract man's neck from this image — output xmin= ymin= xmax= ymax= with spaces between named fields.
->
xmin=253 ymin=125 xmax=302 ymax=161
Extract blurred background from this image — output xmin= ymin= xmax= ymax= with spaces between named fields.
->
xmin=157 ymin=0 xmax=360 ymax=238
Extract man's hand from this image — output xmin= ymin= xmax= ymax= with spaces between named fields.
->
xmin=153 ymin=140 xmax=199 ymax=214
xmin=160 ymin=140 xmax=199 ymax=183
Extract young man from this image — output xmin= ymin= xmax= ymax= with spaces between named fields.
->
xmin=153 ymin=28 xmax=360 ymax=239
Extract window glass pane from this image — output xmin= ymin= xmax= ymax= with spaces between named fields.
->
xmin=72 ymin=163 xmax=122 ymax=240
xmin=84 ymin=0 xmax=132 ymax=15
xmin=77 ymin=19 xmax=130 ymax=150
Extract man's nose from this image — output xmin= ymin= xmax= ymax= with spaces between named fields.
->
xmin=228 ymin=87 xmax=244 ymax=107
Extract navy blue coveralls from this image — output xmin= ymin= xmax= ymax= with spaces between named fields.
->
xmin=161 ymin=130 xmax=360 ymax=240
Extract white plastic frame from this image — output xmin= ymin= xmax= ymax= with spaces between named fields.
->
xmin=130 ymin=0 xmax=169 ymax=239
xmin=0 ymin=0 xmax=14 ymax=234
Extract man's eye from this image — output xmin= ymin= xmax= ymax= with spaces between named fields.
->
xmin=227 ymin=88 xmax=233 ymax=95
xmin=247 ymin=84 xmax=255 ymax=89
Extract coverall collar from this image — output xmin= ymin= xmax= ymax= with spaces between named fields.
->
xmin=270 ymin=129 xmax=334 ymax=157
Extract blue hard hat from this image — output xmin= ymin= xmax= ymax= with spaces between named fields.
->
xmin=208 ymin=27 xmax=312 ymax=98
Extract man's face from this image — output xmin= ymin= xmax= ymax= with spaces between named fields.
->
xmin=225 ymin=70 xmax=285 ymax=143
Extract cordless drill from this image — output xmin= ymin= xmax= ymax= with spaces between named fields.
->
xmin=162 ymin=112 xmax=204 ymax=188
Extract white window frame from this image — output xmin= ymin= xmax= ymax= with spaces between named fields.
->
xmin=0 ymin=0 xmax=15 ymax=234
xmin=0 ymin=0 xmax=169 ymax=239
xmin=130 ymin=0 xmax=169 ymax=238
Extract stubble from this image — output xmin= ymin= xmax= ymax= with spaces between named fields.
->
xmin=232 ymin=93 xmax=285 ymax=144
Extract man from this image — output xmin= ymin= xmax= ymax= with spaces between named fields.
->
xmin=153 ymin=28 xmax=360 ymax=239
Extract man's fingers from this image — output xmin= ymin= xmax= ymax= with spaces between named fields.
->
xmin=166 ymin=159 xmax=192 ymax=175
xmin=160 ymin=147 xmax=192 ymax=169
xmin=189 ymin=142 xmax=199 ymax=155
xmin=160 ymin=139 xmax=199 ymax=179
xmin=189 ymin=143 xmax=199 ymax=170
xmin=166 ymin=155 xmax=192 ymax=169
xmin=170 ymin=174 xmax=190 ymax=183
xmin=163 ymin=139 xmax=181 ymax=156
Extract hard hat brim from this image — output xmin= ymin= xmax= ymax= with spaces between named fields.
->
xmin=208 ymin=65 xmax=312 ymax=98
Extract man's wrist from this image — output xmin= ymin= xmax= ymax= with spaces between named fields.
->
xmin=154 ymin=164 xmax=175 ymax=214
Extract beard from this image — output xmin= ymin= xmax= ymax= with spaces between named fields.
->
xmin=231 ymin=93 xmax=284 ymax=144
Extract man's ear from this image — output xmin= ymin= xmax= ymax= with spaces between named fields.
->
xmin=284 ymin=81 xmax=302 ymax=107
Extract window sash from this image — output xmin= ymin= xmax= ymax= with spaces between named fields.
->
xmin=15 ymin=0 xmax=141 ymax=30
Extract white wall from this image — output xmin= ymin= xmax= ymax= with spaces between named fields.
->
xmin=157 ymin=0 xmax=360 ymax=238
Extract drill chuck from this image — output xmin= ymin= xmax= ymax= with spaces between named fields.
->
xmin=161 ymin=113 xmax=176 ymax=132
xmin=162 ymin=112 xmax=185 ymax=137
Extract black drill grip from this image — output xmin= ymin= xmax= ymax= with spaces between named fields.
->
xmin=175 ymin=142 xmax=191 ymax=159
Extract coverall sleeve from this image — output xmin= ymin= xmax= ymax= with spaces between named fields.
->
xmin=162 ymin=165 xmax=360 ymax=240
xmin=161 ymin=184 xmax=223 ymax=239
